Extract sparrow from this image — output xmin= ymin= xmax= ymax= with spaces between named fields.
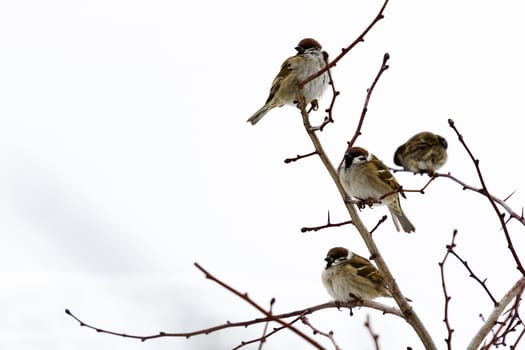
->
xmin=322 ymin=247 xmax=392 ymax=301
xmin=247 ymin=38 xmax=329 ymax=125
xmin=338 ymin=146 xmax=416 ymax=233
xmin=394 ymin=131 xmax=448 ymax=175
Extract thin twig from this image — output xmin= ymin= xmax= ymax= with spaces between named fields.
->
xmin=257 ymin=298 xmax=276 ymax=350
xmin=311 ymin=53 xmax=339 ymax=131
xmin=510 ymin=327 xmax=525 ymax=350
xmin=369 ymin=215 xmax=388 ymax=235
xmin=449 ymin=249 xmax=498 ymax=305
xmin=233 ymin=316 xmax=304 ymax=350
xmin=301 ymin=316 xmax=342 ymax=350
xmin=364 ymin=315 xmax=381 ymax=350
xmin=298 ymin=0 xmax=390 ymax=88
xmin=439 ymin=230 xmax=457 ymax=350
xmin=347 ymin=53 xmax=390 ymax=148
xmin=284 ymin=151 xmax=318 ymax=164
xmin=301 ymin=211 xmax=353 ymax=232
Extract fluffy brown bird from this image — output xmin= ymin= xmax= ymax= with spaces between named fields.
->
xmin=322 ymin=247 xmax=392 ymax=301
xmin=394 ymin=131 xmax=448 ymax=175
xmin=338 ymin=146 xmax=415 ymax=233
xmin=247 ymin=38 xmax=328 ymax=125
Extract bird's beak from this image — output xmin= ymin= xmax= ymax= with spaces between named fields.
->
xmin=344 ymin=153 xmax=354 ymax=168
xmin=295 ymin=46 xmax=304 ymax=54
xmin=324 ymin=257 xmax=333 ymax=268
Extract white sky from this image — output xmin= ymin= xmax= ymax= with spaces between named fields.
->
xmin=1 ymin=1 xmax=525 ymax=349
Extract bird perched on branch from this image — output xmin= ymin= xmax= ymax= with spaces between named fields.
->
xmin=246 ymin=38 xmax=329 ymax=125
xmin=338 ymin=146 xmax=415 ymax=233
xmin=394 ymin=131 xmax=448 ymax=175
xmin=322 ymin=247 xmax=392 ymax=301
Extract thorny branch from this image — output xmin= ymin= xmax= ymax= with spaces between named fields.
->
xmin=448 ymin=119 xmax=525 ymax=276
xmin=391 ymin=168 xmax=525 ymax=226
xmin=301 ymin=211 xmax=353 ymax=233
xmin=435 ymin=172 xmax=525 ymax=226
xmin=449 ymin=247 xmax=498 ymax=306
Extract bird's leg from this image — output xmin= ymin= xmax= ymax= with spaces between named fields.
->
xmin=363 ymin=198 xmax=378 ymax=208
xmin=348 ymin=293 xmax=364 ymax=312
xmin=344 ymin=196 xmax=365 ymax=210
xmin=309 ymin=99 xmax=319 ymax=112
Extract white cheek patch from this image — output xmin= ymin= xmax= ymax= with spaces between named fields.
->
xmin=366 ymin=152 xmax=373 ymax=161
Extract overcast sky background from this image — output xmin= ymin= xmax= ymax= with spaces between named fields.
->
xmin=1 ymin=1 xmax=525 ymax=349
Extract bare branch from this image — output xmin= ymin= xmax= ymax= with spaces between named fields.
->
xmin=301 ymin=316 xmax=342 ymax=350
xmin=439 ymin=230 xmax=457 ymax=350
xmin=510 ymin=327 xmax=525 ymax=350
xmin=65 ymin=289 xmax=404 ymax=344
xmin=347 ymin=53 xmax=390 ymax=148
xmin=467 ymin=277 xmax=525 ymax=350
xmin=311 ymin=54 xmax=339 ymax=131
xmin=257 ymin=298 xmax=275 ymax=350
xmin=480 ymin=290 xmax=524 ymax=349
xmin=448 ymin=119 xmax=525 ymax=275
xmin=369 ymin=215 xmax=388 ymax=235
xmin=193 ymin=263 xmax=326 ymax=350
xmin=233 ymin=316 xmax=304 ymax=350
xmin=434 ymin=172 xmax=525 ymax=227
xmin=298 ymin=0 xmax=390 ymax=88
xmin=284 ymin=151 xmax=318 ymax=164
xmin=301 ymin=211 xmax=353 ymax=232
xmin=449 ymin=249 xmax=498 ymax=305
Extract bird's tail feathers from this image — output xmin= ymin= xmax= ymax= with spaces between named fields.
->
xmin=247 ymin=105 xmax=271 ymax=125
xmin=388 ymin=205 xmax=415 ymax=233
